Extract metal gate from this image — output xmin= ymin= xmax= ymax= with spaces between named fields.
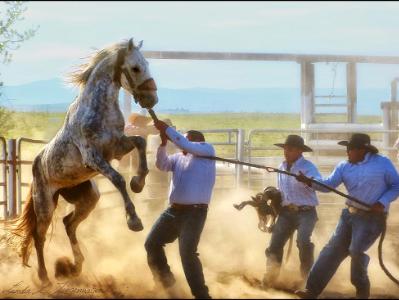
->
xmin=0 ymin=137 xmax=7 ymax=219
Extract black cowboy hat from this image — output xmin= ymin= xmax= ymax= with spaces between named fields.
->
xmin=274 ymin=135 xmax=313 ymax=152
xmin=338 ymin=133 xmax=379 ymax=154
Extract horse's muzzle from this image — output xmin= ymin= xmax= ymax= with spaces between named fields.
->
xmin=135 ymin=78 xmax=158 ymax=108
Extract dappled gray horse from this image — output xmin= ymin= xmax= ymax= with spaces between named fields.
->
xmin=8 ymin=38 xmax=157 ymax=285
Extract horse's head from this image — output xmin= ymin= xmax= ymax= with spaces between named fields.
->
xmin=116 ymin=38 xmax=158 ymax=109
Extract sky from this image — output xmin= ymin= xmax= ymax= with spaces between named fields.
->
xmin=2 ymin=1 xmax=399 ymax=90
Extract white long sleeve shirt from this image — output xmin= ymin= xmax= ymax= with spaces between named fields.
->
xmin=156 ymin=127 xmax=216 ymax=205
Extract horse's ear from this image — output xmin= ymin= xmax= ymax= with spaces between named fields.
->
xmin=137 ymin=40 xmax=143 ymax=49
xmin=128 ymin=38 xmax=134 ymax=51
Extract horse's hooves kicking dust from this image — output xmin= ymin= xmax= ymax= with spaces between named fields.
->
xmin=55 ymin=256 xmax=79 ymax=279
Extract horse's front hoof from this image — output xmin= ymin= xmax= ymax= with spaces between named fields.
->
xmin=127 ymin=214 xmax=144 ymax=232
xmin=130 ymin=176 xmax=145 ymax=193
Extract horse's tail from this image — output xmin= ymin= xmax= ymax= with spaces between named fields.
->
xmin=5 ymin=184 xmax=36 ymax=267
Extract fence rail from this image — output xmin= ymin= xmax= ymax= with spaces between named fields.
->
xmin=179 ymin=128 xmax=245 ymax=188
xmin=2 ymin=127 xmax=399 ymax=219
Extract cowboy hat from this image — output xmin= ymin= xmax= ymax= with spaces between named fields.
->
xmin=274 ymin=135 xmax=313 ymax=152
xmin=128 ymin=113 xmax=153 ymax=127
xmin=337 ymin=133 xmax=378 ymax=154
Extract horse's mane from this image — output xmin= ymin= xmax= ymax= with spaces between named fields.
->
xmin=67 ymin=41 xmax=129 ymax=88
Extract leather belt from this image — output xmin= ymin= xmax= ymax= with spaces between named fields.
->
xmin=347 ymin=205 xmax=371 ymax=215
xmin=170 ymin=203 xmax=208 ymax=210
xmin=283 ymin=204 xmax=315 ymax=212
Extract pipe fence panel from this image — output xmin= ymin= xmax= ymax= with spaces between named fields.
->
xmin=4 ymin=127 xmax=399 ymax=219
xmin=179 ymin=128 xmax=244 ymax=189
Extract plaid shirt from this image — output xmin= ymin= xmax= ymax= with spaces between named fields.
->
xmin=278 ymin=156 xmax=321 ymax=207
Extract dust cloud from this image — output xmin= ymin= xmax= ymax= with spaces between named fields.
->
xmin=1 ymin=178 xmax=399 ymax=298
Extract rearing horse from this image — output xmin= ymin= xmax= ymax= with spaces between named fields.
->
xmin=8 ymin=38 xmax=157 ymax=285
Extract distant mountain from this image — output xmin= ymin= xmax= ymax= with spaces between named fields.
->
xmin=1 ymin=78 xmax=77 ymax=107
xmin=0 ymin=78 xmax=392 ymax=115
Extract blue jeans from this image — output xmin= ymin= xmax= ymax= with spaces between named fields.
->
xmin=305 ymin=208 xmax=385 ymax=298
xmin=144 ymin=206 xmax=210 ymax=299
xmin=265 ymin=207 xmax=318 ymax=282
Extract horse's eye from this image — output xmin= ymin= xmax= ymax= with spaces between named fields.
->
xmin=132 ymin=66 xmax=140 ymax=73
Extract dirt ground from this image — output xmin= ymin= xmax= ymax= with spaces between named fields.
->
xmin=1 ymin=176 xmax=399 ymax=299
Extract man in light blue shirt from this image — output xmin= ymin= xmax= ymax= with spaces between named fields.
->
xmin=145 ymin=119 xmax=215 ymax=299
xmin=295 ymin=133 xmax=399 ymax=299
xmin=263 ymin=135 xmax=322 ymax=287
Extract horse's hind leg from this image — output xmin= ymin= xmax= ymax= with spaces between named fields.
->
xmin=115 ymin=135 xmax=149 ymax=193
xmin=32 ymin=179 xmax=57 ymax=285
xmin=58 ymin=180 xmax=100 ymax=277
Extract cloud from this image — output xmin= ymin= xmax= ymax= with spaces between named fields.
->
xmin=10 ymin=43 xmax=92 ymax=63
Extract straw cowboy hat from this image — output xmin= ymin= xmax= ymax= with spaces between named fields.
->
xmin=274 ymin=135 xmax=313 ymax=152
xmin=337 ymin=133 xmax=379 ymax=154
xmin=128 ymin=113 xmax=153 ymax=127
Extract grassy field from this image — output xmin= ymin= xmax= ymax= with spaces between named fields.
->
xmin=1 ymin=111 xmax=382 ymax=159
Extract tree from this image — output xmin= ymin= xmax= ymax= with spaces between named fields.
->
xmin=1 ymin=1 xmax=37 ymax=64
xmin=0 ymin=1 xmax=37 ymax=135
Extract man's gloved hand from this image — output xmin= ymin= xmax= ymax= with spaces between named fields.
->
xmin=296 ymin=171 xmax=312 ymax=187
xmin=160 ymin=131 xmax=168 ymax=146
xmin=154 ymin=120 xmax=169 ymax=134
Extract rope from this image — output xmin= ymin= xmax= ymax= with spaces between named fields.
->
xmin=378 ymin=217 xmax=399 ymax=285
xmin=147 ymin=108 xmax=399 ymax=286
xmin=198 ymin=155 xmax=371 ymax=208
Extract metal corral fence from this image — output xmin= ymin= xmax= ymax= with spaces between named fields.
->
xmin=0 ymin=137 xmax=7 ymax=219
xmin=179 ymin=128 xmax=245 ymax=189
xmin=0 ymin=129 xmax=244 ymax=219
xmin=1 ymin=127 xmax=399 ymax=219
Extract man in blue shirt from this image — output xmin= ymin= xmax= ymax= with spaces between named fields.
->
xmin=263 ymin=135 xmax=322 ymax=288
xmin=295 ymin=133 xmax=399 ymax=299
xmin=145 ymin=119 xmax=216 ymax=299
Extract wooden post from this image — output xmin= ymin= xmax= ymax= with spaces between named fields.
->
xmin=300 ymin=62 xmax=314 ymax=146
xmin=392 ymin=79 xmax=397 ymax=102
xmin=381 ymin=102 xmax=397 ymax=152
xmin=391 ymin=81 xmax=398 ymax=145
xmin=123 ymin=89 xmax=132 ymax=122
xmin=7 ymin=139 xmax=16 ymax=218
xmin=347 ymin=63 xmax=357 ymax=123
